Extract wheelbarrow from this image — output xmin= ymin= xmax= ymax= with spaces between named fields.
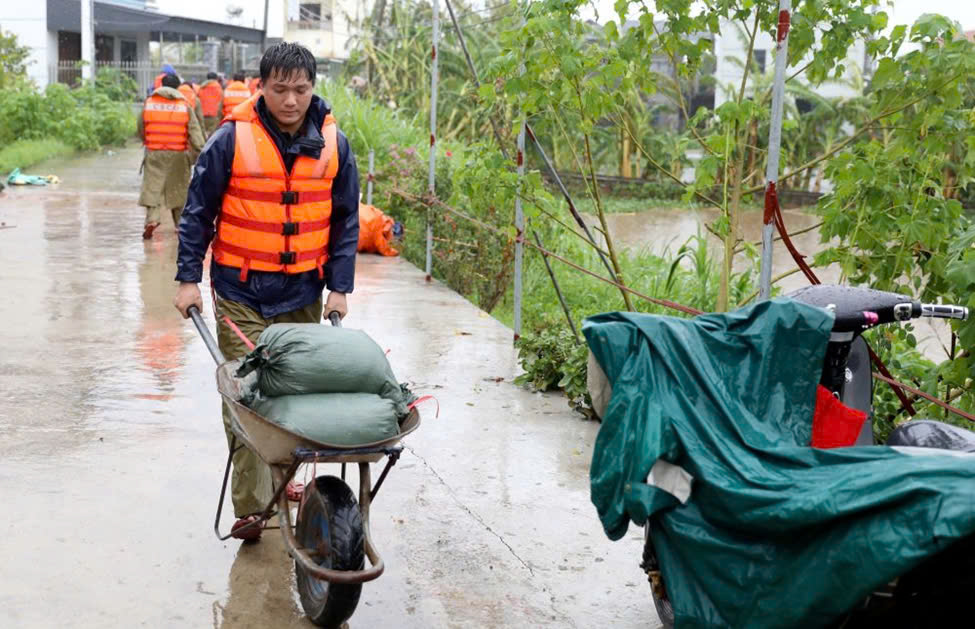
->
xmin=188 ymin=305 xmax=420 ymax=628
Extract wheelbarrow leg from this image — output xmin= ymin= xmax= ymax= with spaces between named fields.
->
xmin=213 ymin=436 xmax=239 ymax=540
xmin=214 ymin=443 xmax=299 ymax=541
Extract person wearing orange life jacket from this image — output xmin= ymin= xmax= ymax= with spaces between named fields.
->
xmin=173 ymin=43 xmax=360 ymax=541
xmin=223 ymin=72 xmax=251 ymax=117
xmin=151 ymin=63 xmax=177 ymax=95
xmin=138 ymin=73 xmax=205 ymax=240
xmin=197 ymin=71 xmax=224 ymax=137
xmin=177 ymin=80 xmax=205 ymax=135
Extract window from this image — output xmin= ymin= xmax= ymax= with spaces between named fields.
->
xmin=753 ymin=49 xmax=767 ymax=73
xmin=121 ymin=40 xmax=137 ymax=63
xmin=297 ymin=2 xmax=332 ymax=29
xmin=96 ymin=34 xmax=114 ymax=62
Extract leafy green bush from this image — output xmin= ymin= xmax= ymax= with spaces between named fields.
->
xmin=515 ymin=316 xmax=591 ymax=412
xmin=0 ymin=82 xmax=134 ymax=151
xmin=94 ymin=67 xmax=139 ymax=102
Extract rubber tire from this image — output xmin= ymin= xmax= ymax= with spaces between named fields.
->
xmin=643 ymin=523 xmax=675 ymax=629
xmin=295 ymin=475 xmax=365 ymax=628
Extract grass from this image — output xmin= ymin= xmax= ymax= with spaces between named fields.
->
xmin=0 ymin=139 xmax=75 ymax=176
xmin=490 ymin=224 xmax=756 ymax=331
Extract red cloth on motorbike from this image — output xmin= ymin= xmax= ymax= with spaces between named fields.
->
xmin=811 ymin=385 xmax=867 ymax=448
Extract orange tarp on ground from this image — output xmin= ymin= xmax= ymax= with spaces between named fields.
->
xmin=357 ymin=203 xmax=399 ymax=256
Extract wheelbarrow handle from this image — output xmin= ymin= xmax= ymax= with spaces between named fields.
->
xmin=188 ymin=305 xmax=226 ymax=365
xmin=327 ymin=311 xmax=342 ymax=327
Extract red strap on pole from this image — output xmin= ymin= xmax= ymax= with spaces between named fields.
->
xmin=764 ymin=181 xmax=778 ymax=225
xmin=777 ymin=9 xmax=791 ymax=43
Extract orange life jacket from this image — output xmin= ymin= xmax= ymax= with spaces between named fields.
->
xmin=212 ymin=98 xmax=339 ymax=281
xmin=223 ymin=81 xmax=251 ymax=116
xmin=177 ymin=84 xmax=197 ymax=108
xmin=248 ymin=77 xmax=262 ymax=95
xmin=358 ymin=204 xmax=399 ymax=256
xmin=198 ymin=80 xmax=223 ymax=117
xmin=142 ymin=93 xmax=190 ymax=151
xmin=153 ymin=73 xmax=166 ymax=89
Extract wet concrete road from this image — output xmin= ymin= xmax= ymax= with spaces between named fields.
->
xmin=0 ymin=147 xmax=656 ymax=628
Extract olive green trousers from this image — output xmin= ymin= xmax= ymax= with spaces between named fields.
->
xmin=216 ymin=296 xmax=323 ymax=517
xmin=145 ymin=206 xmax=181 ymax=227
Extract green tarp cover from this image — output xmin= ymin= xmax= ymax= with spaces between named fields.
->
xmin=584 ymin=299 xmax=975 ymax=628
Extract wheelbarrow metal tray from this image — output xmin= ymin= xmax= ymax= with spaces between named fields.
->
xmin=215 ymin=361 xmax=420 ymax=465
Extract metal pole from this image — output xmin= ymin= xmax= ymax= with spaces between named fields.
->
xmin=759 ymin=1 xmax=792 ymax=301
xmin=367 ymin=149 xmax=375 ymax=206
xmin=81 ymin=0 xmax=94 ymax=81
xmin=513 ymin=9 xmax=526 ymax=340
xmin=262 ymin=0 xmax=270 ymax=52
xmin=514 ymin=121 xmax=525 ymax=340
xmin=426 ymin=0 xmax=439 ymax=281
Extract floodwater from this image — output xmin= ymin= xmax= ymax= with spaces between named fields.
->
xmin=0 ymin=146 xmax=656 ymax=627
xmin=597 ymin=207 xmax=955 ymax=363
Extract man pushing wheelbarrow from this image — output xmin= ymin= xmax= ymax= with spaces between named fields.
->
xmin=173 ymin=42 xmax=360 ymax=541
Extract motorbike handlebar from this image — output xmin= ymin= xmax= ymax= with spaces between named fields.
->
xmin=919 ymin=303 xmax=969 ymax=321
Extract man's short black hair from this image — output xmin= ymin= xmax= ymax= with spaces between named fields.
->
xmin=260 ymin=42 xmax=316 ymax=85
xmin=161 ymin=73 xmax=180 ymax=89
xmin=232 ymin=72 xmax=246 ymax=82
xmin=206 ymin=72 xmax=218 ymax=80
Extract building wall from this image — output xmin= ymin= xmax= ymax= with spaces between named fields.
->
xmin=0 ymin=5 xmax=50 ymax=87
xmin=713 ymin=20 xmax=866 ymax=107
xmin=282 ymin=0 xmax=369 ymax=61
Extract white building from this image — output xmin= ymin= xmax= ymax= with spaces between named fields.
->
xmin=268 ymin=0 xmax=372 ymax=68
xmin=712 ymin=20 xmax=869 ymax=107
xmin=0 ymin=0 xmax=263 ymax=92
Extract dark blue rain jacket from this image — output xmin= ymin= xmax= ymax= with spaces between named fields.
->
xmin=175 ymin=95 xmax=360 ymax=318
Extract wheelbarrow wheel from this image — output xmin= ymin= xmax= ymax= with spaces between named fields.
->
xmin=295 ymin=475 xmax=364 ymax=628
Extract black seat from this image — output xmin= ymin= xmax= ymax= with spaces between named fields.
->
xmin=886 ymin=420 xmax=975 ymax=453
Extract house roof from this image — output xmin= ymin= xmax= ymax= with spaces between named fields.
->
xmin=47 ymin=0 xmax=264 ymax=43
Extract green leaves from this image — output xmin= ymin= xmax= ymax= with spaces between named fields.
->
xmin=870 ymin=58 xmax=901 ymax=90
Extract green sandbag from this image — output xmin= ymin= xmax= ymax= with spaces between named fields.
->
xmin=236 ymin=323 xmax=403 ymax=406
xmin=251 ymin=392 xmax=401 ymax=446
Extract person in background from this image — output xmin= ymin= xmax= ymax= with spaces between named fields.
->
xmin=247 ymin=71 xmax=262 ymax=95
xmin=153 ymin=63 xmax=177 ymax=91
xmin=172 ymin=43 xmax=360 ymax=541
xmin=178 ymin=79 xmax=205 ymax=136
xmin=223 ymin=72 xmax=251 ymax=117
xmin=197 ymin=72 xmax=224 ymax=137
xmin=138 ymin=73 xmax=205 ymax=240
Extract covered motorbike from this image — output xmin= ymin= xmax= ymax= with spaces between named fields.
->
xmin=585 ymin=288 xmax=975 ymax=628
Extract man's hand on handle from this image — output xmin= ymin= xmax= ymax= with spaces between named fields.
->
xmin=325 ymin=291 xmax=348 ymax=320
xmin=174 ymin=282 xmax=203 ymax=318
